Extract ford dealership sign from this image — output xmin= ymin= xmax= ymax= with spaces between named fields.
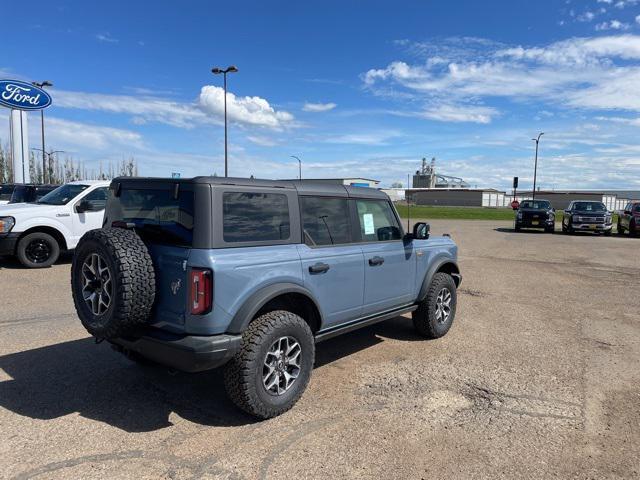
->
xmin=0 ymin=80 xmax=52 ymax=110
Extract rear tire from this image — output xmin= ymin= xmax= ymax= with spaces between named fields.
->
xmin=224 ymin=310 xmax=315 ymax=419
xmin=71 ymin=228 xmax=155 ymax=340
xmin=631 ymin=220 xmax=638 ymax=237
xmin=16 ymin=232 xmax=60 ymax=268
xmin=412 ymin=273 xmax=457 ymax=339
xmin=617 ymin=220 xmax=624 ymax=235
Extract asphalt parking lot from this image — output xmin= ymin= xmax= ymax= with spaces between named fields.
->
xmin=1 ymin=220 xmax=639 ymax=480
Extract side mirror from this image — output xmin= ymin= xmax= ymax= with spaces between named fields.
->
xmin=76 ymin=200 xmax=92 ymax=213
xmin=413 ymin=222 xmax=430 ymax=240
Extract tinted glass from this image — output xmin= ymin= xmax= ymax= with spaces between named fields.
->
xmin=79 ymin=187 xmax=108 ymax=211
xmin=115 ymin=188 xmax=194 ymax=246
xmin=300 ymin=196 xmax=351 ymax=246
xmin=355 ymin=199 xmax=402 ymax=242
xmin=634 ymin=204 xmax=640 ymax=213
xmin=0 ymin=185 xmax=16 ymax=201
xmin=520 ymin=200 xmax=551 ymax=209
xmin=8 ymin=185 xmax=32 ymax=203
xmin=38 ymin=184 xmax=89 ymax=205
xmin=573 ymin=202 xmax=606 ymax=212
xmin=223 ymin=192 xmax=290 ymax=243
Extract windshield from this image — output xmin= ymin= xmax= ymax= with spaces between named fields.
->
xmin=0 ymin=184 xmax=15 ymax=201
xmin=37 ymin=184 xmax=89 ymax=205
xmin=520 ymin=200 xmax=551 ymax=209
xmin=572 ymin=202 xmax=607 ymax=212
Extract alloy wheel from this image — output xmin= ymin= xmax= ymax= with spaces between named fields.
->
xmin=81 ymin=253 xmax=113 ymax=316
xmin=262 ymin=336 xmax=302 ymax=396
xmin=435 ymin=287 xmax=452 ymax=324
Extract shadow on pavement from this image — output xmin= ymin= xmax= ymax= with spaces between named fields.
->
xmin=0 ymin=252 xmax=73 ymax=270
xmin=0 ymin=316 xmax=421 ymax=432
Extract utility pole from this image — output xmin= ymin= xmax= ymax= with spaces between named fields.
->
xmin=532 ymin=132 xmax=544 ymax=201
xmin=211 ymin=66 xmax=238 ymax=177
xmin=32 ymin=81 xmax=53 ymax=183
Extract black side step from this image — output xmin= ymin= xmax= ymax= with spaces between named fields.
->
xmin=314 ymin=305 xmax=418 ymax=343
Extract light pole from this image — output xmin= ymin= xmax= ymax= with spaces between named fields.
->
xmin=31 ymin=148 xmax=64 ymax=183
xmin=32 ymin=81 xmax=53 ymax=184
xmin=211 ymin=66 xmax=238 ymax=177
xmin=291 ymin=155 xmax=302 ymax=179
xmin=531 ymin=132 xmax=544 ymax=201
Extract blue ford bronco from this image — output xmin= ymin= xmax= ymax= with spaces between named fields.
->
xmin=71 ymin=177 xmax=461 ymax=418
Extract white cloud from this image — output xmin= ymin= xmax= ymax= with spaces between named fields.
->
xmin=246 ymin=135 xmax=279 ymax=147
xmin=419 ymin=104 xmax=498 ymax=124
xmin=578 ymin=11 xmax=596 ymax=22
xmin=595 ymin=20 xmax=630 ymax=30
xmin=42 ymin=117 xmax=145 ymax=151
xmin=302 ymin=102 xmax=337 ymax=112
xmin=327 ymin=131 xmax=403 ymax=146
xmin=363 ymin=35 xmax=640 ymax=121
xmin=198 ymin=86 xmax=294 ymax=130
xmin=636 ymin=14 xmax=640 ymax=23
xmin=95 ymin=33 xmax=118 ymax=43
xmin=52 ymin=86 xmax=295 ymax=130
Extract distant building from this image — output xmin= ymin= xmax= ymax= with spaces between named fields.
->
xmin=407 ymin=188 xmax=509 ymax=207
xmin=412 ymin=158 xmax=470 ymax=189
xmin=293 ymin=178 xmax=380 ymax=188
xmin=511 ymin=190 xmax=640 ymax=210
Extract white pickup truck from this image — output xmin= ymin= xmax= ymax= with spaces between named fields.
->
xmin=0 ymin=180 xmax=110 ymax=267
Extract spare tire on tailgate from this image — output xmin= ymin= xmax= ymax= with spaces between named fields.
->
xmin=71 ymin=228 xmax=156 ymax=340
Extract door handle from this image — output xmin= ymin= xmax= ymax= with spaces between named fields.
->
xmin=309 ymin=262 xmax=330 ymax=274
xmin=368 ymin=256 xmax=384 ymax=266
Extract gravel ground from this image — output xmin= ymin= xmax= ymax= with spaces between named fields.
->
xmin=1 ymin=220 xmax=639 ymax=480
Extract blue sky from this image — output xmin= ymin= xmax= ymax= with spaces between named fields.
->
xmin=2 ymin=0 xmax=640 ymax=189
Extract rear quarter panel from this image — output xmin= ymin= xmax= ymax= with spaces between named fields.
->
xmin=185 ymin=245 xmax=303 ymax=335
xmin=412 ymin=236 xmax=459 ymax=300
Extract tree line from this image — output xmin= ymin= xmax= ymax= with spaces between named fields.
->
xmin=0 ymin=142 xmax=139 ymax=184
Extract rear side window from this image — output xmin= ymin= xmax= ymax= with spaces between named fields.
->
xmin=223 ymin=192 xmax=290 ymax=243
xmin=355 ymin=199 xmax=402 ymax=242
xmin=115 ymin=188 xmax=195 ymax=246
xmin=300 ymin=196 xmax=351 ymax=246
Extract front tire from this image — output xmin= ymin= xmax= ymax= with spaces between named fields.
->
xmin=412 ymin=273 xmax=457 ymax=339
xmin=16 ymin=232 xmax=60 ymax=268
xmin=224 ymin=310 xmax=315 ymax=419
xmin=617 ymin=220 xmax=624 ymax=235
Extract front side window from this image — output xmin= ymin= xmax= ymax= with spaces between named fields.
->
xmin=79 ymin=187 xmax=109 ymax=211
xmin=355 ymin=199 xmax=402 ymax=242
xmin=300 ymin=196 xmax=351 ymax=246
xmin=37 ymin=184 xmax=89 ymax=205
xmin=223 ymin=192 xmax=290 ymax=243
xmin=0 ymin=185 xmax=15 ymax=201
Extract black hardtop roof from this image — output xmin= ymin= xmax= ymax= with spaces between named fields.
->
xmin=111 ymin=176 xmax=389 ymax=200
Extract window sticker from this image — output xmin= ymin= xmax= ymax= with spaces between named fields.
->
xmin=363 ymin=213 xmax=375 ymax=235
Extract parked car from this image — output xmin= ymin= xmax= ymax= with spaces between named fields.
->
xmin=514 ymin=199 xmax=555 ymax=233
xmin=0 ymin=183 xmax=17 ymax=205
xmin=0 ymin=180 xmax=110 ymax=267
xmin=70 ymin=177 xmax=462 ymax=418
xmin=617 ymin=201 xmax=640 ymax=236
xmin=8 ymin=184 xmax=59 ymax=204
xmin=562 ymin=200 xmax=613 ymax=235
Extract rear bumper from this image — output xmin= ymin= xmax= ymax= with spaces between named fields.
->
xmin=0 ymin=233 xmax=19 ymax=256
xmin=110 ymin=329 xmax=242 ymax=373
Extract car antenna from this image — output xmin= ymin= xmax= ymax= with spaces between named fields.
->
xmin=406 ymin=174 xmax=411 ymax=233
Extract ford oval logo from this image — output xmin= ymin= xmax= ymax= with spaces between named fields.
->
xmin=0 ymin=79 xmax=52 ymax=111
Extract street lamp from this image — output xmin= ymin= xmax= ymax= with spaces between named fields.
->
xmin=211 ymin=65 xmax=238 ymax=177
xmin=31 ymin=148 xmax=64 ymax=183
xmin=531 ymin=132 xmax=544 ymax=201
xmin=291 ymin=155 xmax=302 ymax=180
xmin=32 ymin=81 xmax=53 ymax=184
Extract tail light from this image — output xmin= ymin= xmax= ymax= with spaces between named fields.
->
xmin=190 ymin=268 xmax=212 ymax=315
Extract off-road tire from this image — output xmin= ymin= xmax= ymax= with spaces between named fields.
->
xmin=412 ymin=272 xmax=457 ymax=339
xmin=16 ymin=232 xmax=60 ymax=268
xmin=71 ymin=228 xmax=155 ymax=340
xmin=224 ymin=310 xmax=315 ymax=419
